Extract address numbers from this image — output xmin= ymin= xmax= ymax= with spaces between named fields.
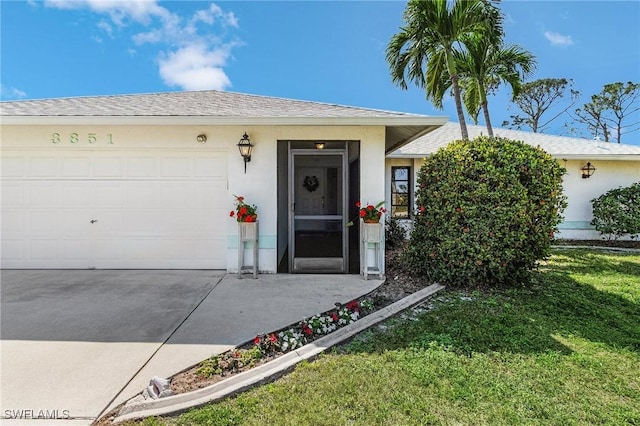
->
xmin=51 ymin=132 xmax=113 ymax=145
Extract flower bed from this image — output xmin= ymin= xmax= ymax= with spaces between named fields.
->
xmin=169 ymin=299 xmax=376 ymax=394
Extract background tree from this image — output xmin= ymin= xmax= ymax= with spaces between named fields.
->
xmin=502 ymin=78 xmax=580 ymax=133
xmin=386 ymin=0 xmax=502 ymax=140
xmin=573 ymin=81 xmax=640 ymax=143
xmin=455 ymin=36 xmax=536 ymax=136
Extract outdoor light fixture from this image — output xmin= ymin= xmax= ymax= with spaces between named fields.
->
xmin=581 ymin=162 xmax=596 ymax=179
xmin=315 ymin=142 xmax=325 ymax=150
xmin=196 ymin=134 xmax=207 ymax=144
xmin=237 ymin=132 xmax=253 ymax=173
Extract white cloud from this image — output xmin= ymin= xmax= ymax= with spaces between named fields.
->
xmin=159 ymin=43 xmax=232 ymax=91
xmin=43 ymin=1 xmax=241 ymax=92
xmin=1 ymin=84 xmax=27 ymax=100
xmin=45 ymin=0 xmax=171 ymax=25
xmin=544 ymin=31 xmax=574 ymax=47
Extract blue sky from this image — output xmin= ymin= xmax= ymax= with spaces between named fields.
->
xmin=2 ymin=1 xmax=639 ymax=144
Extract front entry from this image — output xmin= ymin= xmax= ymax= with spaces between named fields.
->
xmin=289 ymin=148 xmax=348 ymax=273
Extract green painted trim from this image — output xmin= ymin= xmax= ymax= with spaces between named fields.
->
xmin=558 ymin=221 xmax=595 ymax=230
xmin=227 ymin=235 xmax=277 ymax=249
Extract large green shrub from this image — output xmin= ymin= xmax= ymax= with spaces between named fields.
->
xmin=590 ymin=182 xmax=640 ymax=240
xmin=407 ymin=136 xmax=567 ymax=286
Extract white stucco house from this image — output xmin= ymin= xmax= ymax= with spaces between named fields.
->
xmin=0 ymin=90 xmax=447 ymax=273
xmin=385 ymin=122 xmax=640 ymax=240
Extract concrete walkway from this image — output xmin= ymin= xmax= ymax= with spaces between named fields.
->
xmin=0 ymin=271 xmax=381 ymax=425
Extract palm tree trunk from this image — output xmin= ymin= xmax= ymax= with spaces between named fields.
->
xmin=482 ymin=101 xmax=494 ymax=137
xmin=451 ymin=75 xmax=469 ymax=140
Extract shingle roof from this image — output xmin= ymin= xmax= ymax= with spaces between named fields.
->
xmin=0 ymin=90 xmax=424 ymax=118
xmin=0 ymin=90 xmax=448 ymax=153
xmin=388 ymin=122 xmax=640 ymax=160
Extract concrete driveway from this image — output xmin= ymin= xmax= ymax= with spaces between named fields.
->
xmin=0 ymin=270 xmax=381 ymax=424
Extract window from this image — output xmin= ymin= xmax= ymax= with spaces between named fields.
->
xmin=391 ymin=166 xmax=411 ymax=218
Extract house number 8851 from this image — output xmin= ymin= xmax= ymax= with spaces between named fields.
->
xmin=51 ymin=132 xmax=113 ymax=144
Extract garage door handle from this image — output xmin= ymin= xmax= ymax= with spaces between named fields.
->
xmin=90 ymin=219 xmax=98 ymax=224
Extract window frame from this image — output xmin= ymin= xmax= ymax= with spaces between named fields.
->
xmin=390 ymin=166 xmax=412 ymax=219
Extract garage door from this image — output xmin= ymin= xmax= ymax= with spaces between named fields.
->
xmin=1 ymin=149 xmax=228 ymax=269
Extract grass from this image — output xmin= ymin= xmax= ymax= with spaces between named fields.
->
xmin=132 ymin=249 xmax=640 ymax=425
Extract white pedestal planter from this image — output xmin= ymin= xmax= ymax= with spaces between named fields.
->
xmin=238 ymin=221 xmax=259 ymax=278
xmin=360 ymin=221 xmax=383 ymax=280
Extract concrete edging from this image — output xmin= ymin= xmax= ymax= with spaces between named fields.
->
xmin=112 ymin=283 xmax=445 ymax=423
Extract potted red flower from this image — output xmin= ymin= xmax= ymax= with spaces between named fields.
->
xmin=356 ymin=201 xmax=386 ymax=223
xmin=229 ymin=195 xmax=257 ymax=222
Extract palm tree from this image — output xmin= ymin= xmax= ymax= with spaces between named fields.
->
xmin=386 ymin=0 xmax=502 ymax=140
xmin=455 ymin=36 xmax=536 ymax=136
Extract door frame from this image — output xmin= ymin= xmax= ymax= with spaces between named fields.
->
xmin=288 ymin=147 xmax=348 ymax=273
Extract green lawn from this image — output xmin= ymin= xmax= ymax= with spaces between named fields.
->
xmin=137 ymin=249 xmax=640 ymax=426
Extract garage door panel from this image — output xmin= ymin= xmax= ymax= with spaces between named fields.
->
xmin=161 ymin=157 xmax=191 ymax=177
xmin=2 ymin=239 xmax=24 ymax=264
xmin=59 ymin=210 xmax=92 ymax=235
xmin=29 ymin=239 xmax=60 ymax=261
xmin=28 ymin=182 xmax=58 ymax=207
xmin=2 ymin=211 xmax=25 ymax=236
xmin=94 ymin=157 xmax=123 ymax=177
xmin=195 ymin=157 xmax=226 ymax=177
xmin=160 ymin=183 xmax=195 ymax=208
xmin=127 ymin=157 xmax=157 ymax=178
xmin=60 ymin=182 xmax=93 ymax=207
xmin=125 ymin=182 xmax=160 ymax=208
xmin=1 ymin=157 xmax=25 ymax=177
xmin=62 ymin=239 xmax=92 ymax=263
xmin=2 ymin=149 xmax=227 ymax=269
xmin=61 ymin=157 xmax=91 ymax=177
xmin=30 ymin=211 xmax=63 ymax=235
xmin=2 ymin=182 xmax=25 ymax=207
xmin=29 ymin=158 xmax=58 ymax=177
xmin=91 ymin=182 xmax=125 ymax=207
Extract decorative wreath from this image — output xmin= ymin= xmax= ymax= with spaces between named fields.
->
xmin=303 ymin=175 xmax=320 ymax=192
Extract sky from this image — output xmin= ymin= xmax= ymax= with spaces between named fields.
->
xmin=1 ymin=1 xmax=639 ymax=144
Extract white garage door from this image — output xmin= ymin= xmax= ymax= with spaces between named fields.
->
xmin=1 ymin=149 xmax=228 ymax=269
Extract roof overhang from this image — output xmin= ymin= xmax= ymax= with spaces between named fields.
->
xmin=387 ymin=152 xmax=640 ymax=162
xmin=1 ymin=115 xmax=448 ymax=153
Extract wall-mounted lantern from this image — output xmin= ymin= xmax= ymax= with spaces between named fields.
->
xmin=196 ymin=134 xmax=207 ymax=144
xmin=237 ymin=132 xmax=253 ymax=174
xmin=581 ymin=162 xmax=596 ymax=179
xmin=315 ymin=142 xmax=325 ymax=150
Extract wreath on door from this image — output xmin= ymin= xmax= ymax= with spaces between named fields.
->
xmin=303 ymin=175 xmax=320 ymax=192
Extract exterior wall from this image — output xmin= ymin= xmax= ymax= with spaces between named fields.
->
xmin=557 ymin=159 xmax=640 ymax=240
xmin=384 ymin=157 xmax=640 ymax=241
xmin=2 ymin=123 xmax=387 ymax=272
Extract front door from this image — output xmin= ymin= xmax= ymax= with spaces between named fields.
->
xmin=289 ymin=150 xmax=347 ymax=272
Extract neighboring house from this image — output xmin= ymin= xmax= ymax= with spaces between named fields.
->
xmin=385 ymin=122 xmax=640 ymax=240
xmin=0 ymin=90 xmax=446 ymax=273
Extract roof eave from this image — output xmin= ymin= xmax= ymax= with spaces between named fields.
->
xmin=0 ymin=115 xmax=447 ymax=127
xmin=386 ymin=152 xmax=640 ymax=161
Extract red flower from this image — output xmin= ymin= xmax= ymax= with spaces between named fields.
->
xmin=239 ymin=206 xmax=248 ymax=216
xmin=355 ymin=201 xmax=361 ymax=208
xmin=237 ymin=196 xmax=244 ymax=202
xmin=330 ymin=312 xmax=338 ymax=322
xmin=302 ymin=324 xmax=312 ymax=335
xmin=346 ymin=300 xmax=359 ymax=311
xmin=359 ymin=210 xmax=366 ymax=217
xmin=268 ymin=333 xmax=278 ymax=343
xmin=419 ymin=206 xmax=426 ymax=213
xmin=253 ymin=336 xmax=261 ymax=345
xmin=229 ymin=211 xmax=235 ymax=217
xmin=367 ymin=205 xmax=374 ymax=210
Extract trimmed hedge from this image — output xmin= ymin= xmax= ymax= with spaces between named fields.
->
xmin=406 ymin=136 xmax=567 ymax=286
xmin=591 ymin=182 xmax=640 ymax=240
